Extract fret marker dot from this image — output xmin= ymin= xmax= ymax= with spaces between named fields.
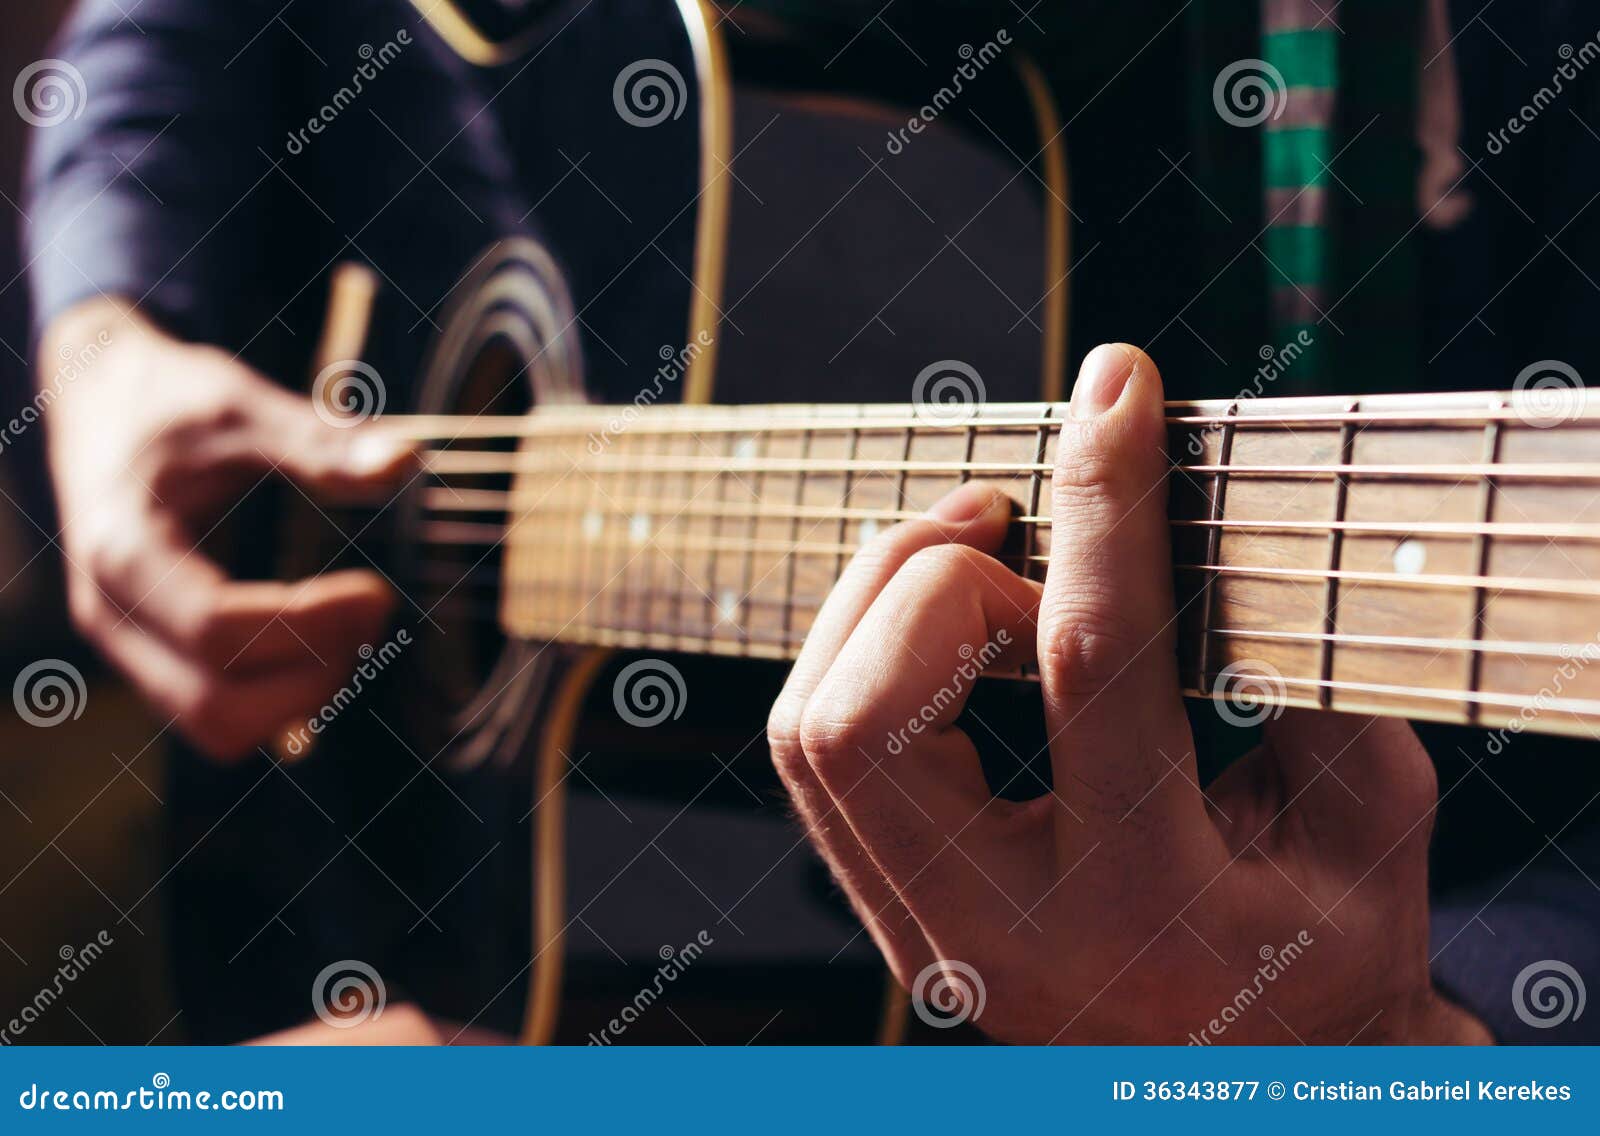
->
xmin=582 ymin=511 xmax=603 ymax=541
xmin=717 ymin=590 xmax=740 ymax=624
xmin=734 ymin=436 xmax=756 ymax=460
xmin=1393 ymin=540 xmax=1426 ymax=576
xmin=630 ymin=513 xmax=651 ymax=543
xmin=858 ymin=518 xmax=879 ymax=545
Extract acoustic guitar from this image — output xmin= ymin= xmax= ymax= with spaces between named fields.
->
xmin=316 ymin=249 xmax=1600 ymax=1043
xmin=269 ymin=0 xmax=1598 ymax=1046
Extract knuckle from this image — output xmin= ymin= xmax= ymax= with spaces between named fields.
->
xmin=766 ymin=694 xmax=811 ymax=782
xmin=1038 ymin=602 xmax=1145 ymax=699
xmin=898 ymin=542 xmax=986 ymax=592
xmin=175 ymin=385 xmax=248 ymax=437
xmin=1051 ymin=420 xmax=1123 ymax=496
xmin=848 ymin=517 xmax=952 ymax=581
xmin=77 ymin=523 xmax=142 ymax=592
xmin=797 ymin=699 xmax=875 ymax=783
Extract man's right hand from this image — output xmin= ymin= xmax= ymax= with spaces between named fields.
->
xmin=41 ymin=299 xmax=414 ymax=760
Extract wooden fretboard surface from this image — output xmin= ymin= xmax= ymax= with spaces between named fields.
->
xmin=407 ymin=390 xmax=1600 ymax=740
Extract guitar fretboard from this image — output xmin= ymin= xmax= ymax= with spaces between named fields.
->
xmin=405 ymin=390 xmax=1600 ymax=740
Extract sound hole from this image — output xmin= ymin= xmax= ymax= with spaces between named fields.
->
xmin=407 ymin=335 xmax=536 ymax=763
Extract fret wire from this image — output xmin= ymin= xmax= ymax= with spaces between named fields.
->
xmin=713 ymin=432 xmax=736 ymax=649
xmin=557 ymin=439 xmax=580 ymax=633
xmin=1319 ymin=404 xmax=1359 ymax=709
xmin=1467 ymin=409 xmax=1505 ymax=725
xmin=706 ymin=430 xmax=737 ymax=650
xmin=896 ymin=423 xmax=915 ymax=530
xmin=639 ymin=429 xmax=663 ymax=643
xmin=1020 ymin=407 xmax=1055 ymax=680
xmin=835 ymin=410 xmax=864 ymax=614
xmin=578 ymin=438 xmax=604 ymax=639
xmin=739 ymin=429 xmax=765 ymax=658
xmin=781 ymin=426 xmax=813 ymax=657
xmin=610 ymin=435 xmax=634 ymax=638
xmin=1196 ymin=402 xmax=1238 ymax=695
xmin=665 ymin=425 xmax=684 ymax=659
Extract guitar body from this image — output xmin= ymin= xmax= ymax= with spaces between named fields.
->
xmin=266 ymin=0 xmax=1069 ymax=1043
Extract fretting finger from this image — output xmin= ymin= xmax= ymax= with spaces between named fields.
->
xmin=1040 ymin=344 xmax=1220 ymax=866
xmin=769 ymin=481 xmax=1012 ymax=970
xmin=798 ymin=544 xmax=1045 ymax=945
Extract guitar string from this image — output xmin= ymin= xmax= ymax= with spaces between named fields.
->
xmin=415 ymin=570 xmax=1600 ymax=658
xmin=380 ymin=404 xmax=1600 ymax=435
xmin=417 ymin=451 xmax=1600 ymax=481
xmin=403 ymin=590 xmax=1600 ymax=721
xmin=409 ymin=492 xmax=1600 ymax=541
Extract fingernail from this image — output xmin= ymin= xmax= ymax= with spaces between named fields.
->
xmin=928 ymin=481 xmax=1006 ymax=523
xmin=348 ymin=432 xmax=411 ymax=476
xmin=1070 ymin=343 xmax=1138 ymax=419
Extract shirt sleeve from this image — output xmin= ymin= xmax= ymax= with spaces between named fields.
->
xmin=23 ymin=0 xmax=283 ymax=344
xmin=1431 ymin=813 xmax=1600 ymax=1044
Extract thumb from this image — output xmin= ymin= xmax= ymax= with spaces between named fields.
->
xmin=1264 ymin=710 xmax=1438 ymax=871
xmin=247 ymin=380 xmax=415 ymax=497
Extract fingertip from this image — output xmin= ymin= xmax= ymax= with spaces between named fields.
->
xmin=927 ymin=480 xmax=1010 ymax=523
xmin=346 ymin=430 xmax=417 ymax=481
xmin=1069 ymin=342 xmax=1163 ymax=421
xmin=292 ymin=570 xmax=398 ymax=629
xmin=926 ymin=482 xmax=1014 ymax=550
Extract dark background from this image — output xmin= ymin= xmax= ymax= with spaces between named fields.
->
xmin=1 ymin=3 xmax=179 ymax=1046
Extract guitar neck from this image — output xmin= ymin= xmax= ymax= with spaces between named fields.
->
xmin=401 ymin=389 xmax=1600 ymax=741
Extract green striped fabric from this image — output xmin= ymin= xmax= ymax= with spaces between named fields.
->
xmin=1262 ymin=2 xmax=1341 ymax=382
